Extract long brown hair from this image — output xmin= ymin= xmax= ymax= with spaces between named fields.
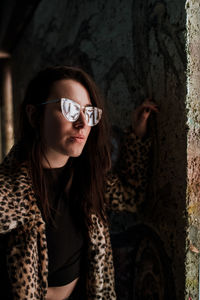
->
xmin=17 ymin=66 xmax=111 ymax=228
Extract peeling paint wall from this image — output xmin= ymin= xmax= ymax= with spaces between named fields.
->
xmin=11 ymin=0 xmax=187 ymax=299
xmin=186 ymin=0 xmax=200 ymax=299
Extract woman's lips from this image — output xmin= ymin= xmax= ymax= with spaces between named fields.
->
xmin=69 ymin=135 xmax=85 ymax=143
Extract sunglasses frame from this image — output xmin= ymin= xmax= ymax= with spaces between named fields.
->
xmin=39 ymin=98 xmax=102 ymax=126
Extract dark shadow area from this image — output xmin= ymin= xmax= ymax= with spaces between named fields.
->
xmin=0 ymin=0 xmax=187 ymax=299
xmin=111 ymin=224 xmax=176 ymax=300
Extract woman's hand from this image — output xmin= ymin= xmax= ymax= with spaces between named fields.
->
xmin=132 ymin=99 xmax=159 ymax=138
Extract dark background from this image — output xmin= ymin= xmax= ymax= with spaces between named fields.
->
xmin=0 ymin=0 xmax=187 ymax=299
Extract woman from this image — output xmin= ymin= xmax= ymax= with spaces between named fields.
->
xmin=0 ymin=66 xmax=158 ymax=300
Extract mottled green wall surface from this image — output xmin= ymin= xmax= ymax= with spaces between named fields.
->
xmin=11 ymin=0 xmax=187 ymax=299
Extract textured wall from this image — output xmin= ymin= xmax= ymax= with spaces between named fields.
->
xmin=110 ymin=1 xmax=187 ymax=299
xmin=11 ymin=0 xmax=186 ymax=299
xmin=186 ymin=0 xmax=200 ymax=299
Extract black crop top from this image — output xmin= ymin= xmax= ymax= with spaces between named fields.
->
xmin=43 ymin=166 xmax=84 ymax=287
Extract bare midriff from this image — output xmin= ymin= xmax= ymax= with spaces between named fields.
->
xmin=45 ymin=277 xmax=79 ymax=300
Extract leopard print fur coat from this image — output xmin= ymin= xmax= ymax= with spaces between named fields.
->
xmin=0 ymin=130 xmax=151 ymax=299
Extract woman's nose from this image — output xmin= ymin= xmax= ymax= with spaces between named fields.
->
xmin=73 ymin=111 xmax=87 ymax=128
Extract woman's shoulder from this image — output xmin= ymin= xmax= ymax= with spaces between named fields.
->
xmin=0 ymin=145 xmax=40 ymax=234
xmin=0 ymin=144 xmax=30 ymax=190
xmin=0 ymin=144 xmax=33 ymax=208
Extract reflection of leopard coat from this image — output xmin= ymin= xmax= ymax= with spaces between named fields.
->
xmin=0 ymin=130 xmax=151 ymax=299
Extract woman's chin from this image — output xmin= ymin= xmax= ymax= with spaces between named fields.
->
xmin=66 ymin=146 xmax=84 ymax=158
xmin=69 ymin=150 xmax=83 ymax=158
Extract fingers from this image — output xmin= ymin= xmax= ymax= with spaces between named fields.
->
xmin=132 ymin=98 xmax=158 ymax=137
xmin=141 ymin=98 xmax=159 ymax=113
xmin=132 ymin=98 xmax=159 ymax=125
xmin=143 ymin=104 xmax=159 ymax=113
xmin=134 ymin=103 xmax=158 ymax=116
xmin=134 ymin=102 xmax=159 ymax=119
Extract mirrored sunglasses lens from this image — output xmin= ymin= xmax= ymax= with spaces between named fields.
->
xmin=62 ymin=99 xmax=80 ymax=121
xmin=85 ymin=107 xmax=102 ymax=126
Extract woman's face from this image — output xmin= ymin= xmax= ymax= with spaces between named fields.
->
xmin=41 ymin=79 xmax=92 ymax=168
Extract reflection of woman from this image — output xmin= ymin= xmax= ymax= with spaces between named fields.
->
xmin=0 ymin=66 xmax=158 ymax=300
